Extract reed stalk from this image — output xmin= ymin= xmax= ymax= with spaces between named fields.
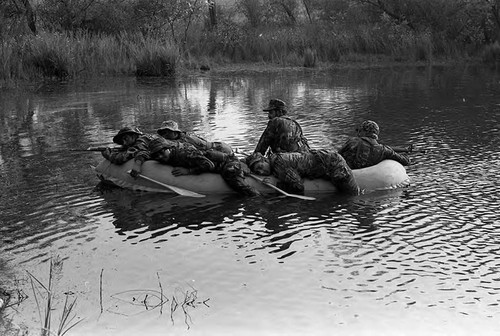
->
xmin=26 ymin=257 xmax=83 ymax=336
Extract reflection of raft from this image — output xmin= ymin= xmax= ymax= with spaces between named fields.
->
xmin=95 ymin=159 xmax=410 ymax=195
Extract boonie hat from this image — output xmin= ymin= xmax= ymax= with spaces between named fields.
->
xmin=263 ymin=99 xmax=286 ymax=112
xmin=113 ymin=126 xmax=143 ymax=145
xmin=157 ymin=120 xmax=181 ymax=134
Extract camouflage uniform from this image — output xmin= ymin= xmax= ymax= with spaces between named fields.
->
xmin=338 ymin=120 xmax=411 ymax=169
xmin=177 ymin=132 xmax=233 ymax=155
xmin=150 ymin=139 xmax=215 ymax=175
xmin=102 ymin=127 xmax=161 ymax=165
xmin=157 ymin=120 xmax=233 ymax=155
xmin=215 ymin=156 xmax=260 ymax=196
xmin=152 ymin=138 xmax=260 ymax=196
xmin=267 ymin=149 xmax=359 ymax=195
xmin=254 ymin=99 xmax=310 ymax=155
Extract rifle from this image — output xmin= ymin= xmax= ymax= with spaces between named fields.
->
xmin=391 ymin=144 xmax=428 ymax=154
xmin=70 ymin=146 xmax=125 ymax=152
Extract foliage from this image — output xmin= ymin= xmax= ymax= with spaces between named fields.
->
xmin=482 ymin=41 xmax=500 ymax=63
xmin=35 ymin=0 xmax=132 ymax=33
xmin=130 ymin=0 xmax=206 ymax=50
xmin=196 ymin=10 xmax=246 ymax=61
xmin=130 ymin=35 xmax=179 ymax=76
xmin=239 ymin=0 xmax=263 ymax=28
xmin=26 ymin=33 xmax=70 ymax=78
xmin=1 ymin=0 xmax=499 ymax=83
xmin=0 ymin=0 xmax=32 ymax=38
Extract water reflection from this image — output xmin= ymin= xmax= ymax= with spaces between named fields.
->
xmin=95 ymin=182 xmax=406 ymax=261
xmin=2 ymin=65 xmax=500 ymax=333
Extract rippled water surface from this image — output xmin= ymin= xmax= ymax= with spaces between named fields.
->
xmin=1 ymin=65 xmax=500 ymax=336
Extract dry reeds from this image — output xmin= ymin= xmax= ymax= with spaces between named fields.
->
xmin=130 ymin=34 xmax=179 ymax=76
xmin=26 ymin=257 xmax=83 ymax=336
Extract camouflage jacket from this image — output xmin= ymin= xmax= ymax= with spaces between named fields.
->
xmin=270 ymin=149 xmax=358 ymax=195
xmin=163 ymin=142 xmax=215 ymax=175
xmin=102 ymin=133 xmax=160 ymax=165
xmin=254 ymin=116 xmax=310 ymax=155
xmin=177 ymin=132 xmax=233 ymax=155
xmin=338 ymin=136 xmax=411 ymax=169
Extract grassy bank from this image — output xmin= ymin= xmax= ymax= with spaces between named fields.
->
xmin=1 ymin=26 xmax=498 ymax=88
xmin=0 ymin=32 xmax=179 ymax=87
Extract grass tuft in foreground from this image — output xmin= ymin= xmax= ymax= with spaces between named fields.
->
xmin=27 ymin=256 xmax=83 ymax=336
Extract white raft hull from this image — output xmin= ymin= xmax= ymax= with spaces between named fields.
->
xmin=95 ymin=159 xmax=409 ymax=195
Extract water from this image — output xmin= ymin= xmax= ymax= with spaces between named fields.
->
xmin=1 ymin=65 xmax=499 ymax=336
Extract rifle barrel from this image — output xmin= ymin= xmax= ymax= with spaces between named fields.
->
xmin=70 ymin=146 xmax=125 ymax=152
xmin=392 ymin=147 xmax=427 ymax=153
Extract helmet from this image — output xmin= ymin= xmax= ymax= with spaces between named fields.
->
xmin=357 ymin=120 xmax=379 ymax=138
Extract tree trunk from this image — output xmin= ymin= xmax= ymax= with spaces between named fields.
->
xmin=491 ymin=0 xmax=500 ymax=42
xmin=302 ymin=0 xmax=313 ymax=24
xmin=20 ymin=0 xmax=37 ymax=35
xmin=208 ymin=0 xmax=217 ymax=30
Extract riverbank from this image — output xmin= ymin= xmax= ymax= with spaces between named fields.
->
xmin=1 ymin=56 xmax=486 ymax=92
xmin=203 ymin=58 xmax=477 ymax=75
xmin=2 ymin=25 xmax=497 ymax=90
xmin=0 ymin=262 xmax=19 ymax=336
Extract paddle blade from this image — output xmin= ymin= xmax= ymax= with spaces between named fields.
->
xmin=126 ymin=170 xmax=205 ymax=198
xmin=249 ymin=174 xmax=315 ymax=201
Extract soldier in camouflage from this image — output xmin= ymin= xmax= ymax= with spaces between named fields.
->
xmin=151 ymin=138 xmax=261 ymax=197
xmin=338 ymin=120 xmax=411 ymax=169
xmin=157 ymin=120 xmax=233 ymax=155
xmin=254 ymin=99 xmax=310 ymax=155
xmin=149 ymin=138 xmax=216 ymax=175
xmin=246 ymin=150 xmax=359 ymax=196
xmin=101 ymin=126 xmax=162 ymax=177
xmin=216 ymin=157 xmax=261 ymax=197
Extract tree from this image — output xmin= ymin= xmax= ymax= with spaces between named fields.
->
xmin=356 ymin=0 xmax=492 ymax=43
xmin=1 ymin=0 xmax=37 ymax=35
xmin=208 ymin=0 xmax=217 ymax=30
xmin=485 ymin=0 xmax=500 ymax=41
xmin=239 ymin=0 xmax=262 ymax=28
xmin=271 ymin=0 xmax=299 ymax=25
xmin=37 ymin=0 xmax=98 ymax=31
xmin=19 ymin=0 xmax=37 ymax=34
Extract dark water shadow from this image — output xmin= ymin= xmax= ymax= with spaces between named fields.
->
xmin=94 ymin=182 xmax=407 ymax=259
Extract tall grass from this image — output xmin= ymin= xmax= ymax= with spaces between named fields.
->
xmin=482 ymin=41 xmax=500 ymax=64
xmin=27 ymin=257 xmax=83 ymax=336
xmin=0 ymin=31 xmax=178 ymax=85
xmin=0 ymin=20 xmax=478 ymax=86
xmin=129 ymin=34 xmax=178 ymax=76
xmin=195 ymin=22 xmax=440 ymax=67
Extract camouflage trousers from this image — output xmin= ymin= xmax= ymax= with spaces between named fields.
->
xmin=272 ymin=149 xmax=359 ymax=195
xmin=312 ymin=150 xmax=359 ymax=195
xmin=216 ymin=157 xmax=260 ymax=196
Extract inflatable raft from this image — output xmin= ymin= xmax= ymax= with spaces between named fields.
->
xmin=94 ymin=159 xmax=409 ymax=195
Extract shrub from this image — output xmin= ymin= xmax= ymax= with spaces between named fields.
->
xmin=26 ymin=34 xmax=70 ymax=79
xmin=131 ymin=36 xmax=179 ymax=76
xmin=482 ymin=41 xmax=500 ymax=64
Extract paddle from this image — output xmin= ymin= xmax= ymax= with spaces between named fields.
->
xmin=249 ymin=174 xmax=316 ymax=201
xmin=235 ymin=149 xmax=316 ymax=200
xmin=126 ymin=170 xmax=205 ymax=198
